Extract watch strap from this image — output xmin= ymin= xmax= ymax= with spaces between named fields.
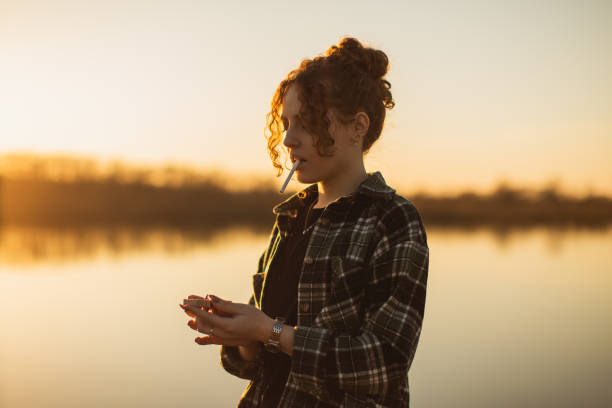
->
xmin=264 ymin=317 xmax=285 ymax=353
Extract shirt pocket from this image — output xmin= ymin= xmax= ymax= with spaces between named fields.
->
xmin=330 ymin=256 xmax=367 ymax=299
xmin=316 ymin=256 xmax=367 ymax=331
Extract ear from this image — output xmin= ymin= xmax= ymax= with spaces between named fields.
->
xmin=349 ymin=111 xmax=370 ymax=146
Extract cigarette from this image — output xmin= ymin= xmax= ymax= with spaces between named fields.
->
xmin=280 ymin=160 xmax=300 ymax=193
xmin=183 ymin=298 xmax=212 ymax=309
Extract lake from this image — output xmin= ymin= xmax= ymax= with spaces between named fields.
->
xmin=1 ymin=224 xmax=610 ymax=407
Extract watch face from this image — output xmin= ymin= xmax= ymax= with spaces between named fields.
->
xmin=273 ymin=322 xmax=283 ymax=334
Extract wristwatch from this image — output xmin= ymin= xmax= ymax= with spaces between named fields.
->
xmin=263 ymin=317 xmax=285 ymax=353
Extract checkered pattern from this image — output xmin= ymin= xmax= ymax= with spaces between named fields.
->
xmin=220 ymin=171 xmax=429 ymax=407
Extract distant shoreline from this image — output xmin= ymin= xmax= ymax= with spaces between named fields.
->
xmin=1 ymin=176 xmax=610 ymax=228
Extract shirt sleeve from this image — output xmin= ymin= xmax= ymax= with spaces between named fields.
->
xmin=289 ymin=219 xmax=429 ymax=399
xmin=219 ymin=249 xmax=267 ymax=380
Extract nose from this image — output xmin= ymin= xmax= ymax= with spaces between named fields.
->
xmin=282 ymin=128 xmax=299 ymax=149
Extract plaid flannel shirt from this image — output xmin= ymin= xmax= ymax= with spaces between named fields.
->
xmin=220 ymin=171 xmax=429 ymax=407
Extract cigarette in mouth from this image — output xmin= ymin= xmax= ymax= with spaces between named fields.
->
xmin=280 ymin=159 xmax=301 ymax=193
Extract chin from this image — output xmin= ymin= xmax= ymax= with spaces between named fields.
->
xmin=296 ymin=170 xmax=319 ymax=184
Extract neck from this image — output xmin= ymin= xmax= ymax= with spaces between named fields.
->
xmin=315 ymin=160 xmax=368 ymax=208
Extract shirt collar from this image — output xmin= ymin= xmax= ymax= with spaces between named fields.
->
xmin=272 ymin=171 xmax=396 ymax=217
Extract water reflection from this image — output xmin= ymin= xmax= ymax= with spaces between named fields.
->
xmin=0 ymin=224 xmax=610 ymax=408
xmin=0 ymin=224 xmax=610 ymax=266
xmin=0 ymin=224 xmax=270 ymax=266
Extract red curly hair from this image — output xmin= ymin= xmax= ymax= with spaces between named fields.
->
xmin=264 ymin=37 xmax=395 ymax=177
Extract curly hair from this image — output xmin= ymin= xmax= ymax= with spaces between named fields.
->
xmin=264 ymin=37 xmax=395 ymax=176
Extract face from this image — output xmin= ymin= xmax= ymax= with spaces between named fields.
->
xmin=281 ymin=84 xmax=361 ymax=185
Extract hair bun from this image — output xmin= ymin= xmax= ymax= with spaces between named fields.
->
xmin=329 ymin=37 xmax=389 ymax=80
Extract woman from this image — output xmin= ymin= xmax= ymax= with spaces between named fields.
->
xmin=180 ymin=37 xmax=429 ymax=407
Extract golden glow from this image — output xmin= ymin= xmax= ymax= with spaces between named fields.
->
xmin=0 ymin=1 xmax=610 ymax=196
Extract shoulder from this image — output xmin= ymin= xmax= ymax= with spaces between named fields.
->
xmin=371 ymin=192 xmax=428 ymax=249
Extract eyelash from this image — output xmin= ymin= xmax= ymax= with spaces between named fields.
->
xmin=282 ymin=118 xmax=302 ymax=132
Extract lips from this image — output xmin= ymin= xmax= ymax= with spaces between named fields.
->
xmin=291 ymin=155 xmax=307 ymax=164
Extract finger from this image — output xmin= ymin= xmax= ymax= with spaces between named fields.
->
xmin=187 ymin=320 xmax=199 ymax=331
xmin=194 ymin=318 xmax=214 ymax=334
xmin=190 ymin=319 xmax=212 ymax=334
xmin=179 ymin=305 xmax=197 ymax=318
xmin=209 ymin=307 xmax=233 ymax=318
xmin=199 ymin=310 xmax=227 ymax=329
xmin=195 ymin=335 xmax=241 ymax=346
xmin=180 ymin=304 xmax=206 ymax=318
xmin=209 ymin=295 xmax=244 ymax=315
xmin=184 ymin=304 xmax=229 ymax=331
xmin=195 ymin=335 xmax=216 ymax=345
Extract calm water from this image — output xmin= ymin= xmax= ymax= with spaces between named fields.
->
xmin=1 ymin=225 xmax=611 ymax=408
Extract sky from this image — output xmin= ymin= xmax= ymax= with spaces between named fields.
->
xmin=0 ymin=0 xmax=610 ymax=196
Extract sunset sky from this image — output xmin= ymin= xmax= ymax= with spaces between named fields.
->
xmin=0 ymin=0 xmax=610 ymax=196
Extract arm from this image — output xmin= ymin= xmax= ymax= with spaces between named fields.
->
xmin=287 ymin=220 xmax=429 ymax=399
xmin=238 ymin=342 xmax=260 ymax=361
xmin=219 ymin=292 xmax=265 ymax=380
xmin=219 ymin=249 xmax=268 ymax=380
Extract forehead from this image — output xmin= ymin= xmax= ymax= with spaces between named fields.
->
xmin=281 ymin=85 xmax=301 ymax=118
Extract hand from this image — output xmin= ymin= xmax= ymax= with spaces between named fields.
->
xmin=182 ymin=294 xmax=232 ymax=317
xmin=179 ymin=295 xmax=274 ymax=347
xmin=181 ymin=294 xmax=232 ymax=339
